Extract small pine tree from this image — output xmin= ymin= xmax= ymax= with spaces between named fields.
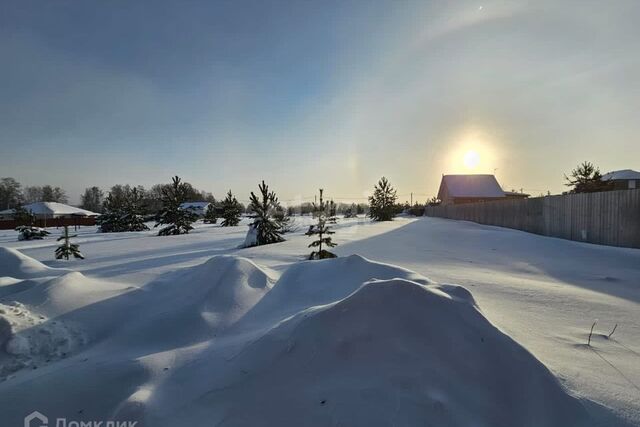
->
xmin=155 ymin=176 xmax=199 ymax=236
xmin=17 ymin=225 xmax=50 ymax=240
xmin=368 ymin=177 xmax=398 ymax=221
xmin=273 ymin=204 xmax=295 ymax=233
xmin=123 ymin=187 xmax=149 ymax=231
xmin=13 ymin=206 xmax=49 ymax=240
xmin=16 ymin=225 xmax=49 ymax=241
xmin=305 ymin=189 xmax=337 ymax=259
xmin=426 ymin=196 xmax=440 ymax=206
xmin=343 ymin=203 xmax=356 ymax=219
xmin=55 ymin=226 xmax=84 ymax=260
xmin=328 ymin=200 xmax=337 ymax=224
xmin=408 ymin=202 xmax=425 ymax=216
xmin=356 ymin=204 xmax=365 ymax=215
xmin=97 ymin=209 xmax=123 ymax=232
xmin=97 ymin=188 xmax=124 ymax=232
xmin=245 ymin=181 xmax=285 ymax=247
xmin=203 ymin=202 xmax=218 ymax=224
xmin=98 ymin=186 xmax=149 ymax=232
xmin=220 ymin=190 xmax=243 ymax=226
xmin=565 ymin=161 xmax=613 ymax=193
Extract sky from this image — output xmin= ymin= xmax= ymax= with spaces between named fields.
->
xmin=1 ymin=0 xmax=639 ymax=205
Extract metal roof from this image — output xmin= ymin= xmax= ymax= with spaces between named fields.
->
xmin=438 ymin=174 xmax=506 ymax=199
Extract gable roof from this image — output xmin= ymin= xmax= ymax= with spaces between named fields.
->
xmin=180 ymin=202 xmax=210 ymax=210
xmin=601 ymin=169 xmax=640 ymax=181
xmin=0 ymin=202 xmax=99 ymax=217
xmin=438 ymin=174 xmax=506 ymax=199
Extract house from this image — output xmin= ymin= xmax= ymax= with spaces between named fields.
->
xmin=437 ymin=174 xmax=506 ymax=205
xmin=504 ymin=190 xmax=530 ymax=200
xmin=179 ymin=201 xmax=211 ymax=217
xmin=0 ymin=202 xmax=99 ymax=221
xmin=601 ymin=169 xmax=640 ymax=190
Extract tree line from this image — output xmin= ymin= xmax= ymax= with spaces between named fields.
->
xmin=8 ymin=174 xmax=405 ymax=261
xmin=0 ymin=178 xmax=68 ymax=210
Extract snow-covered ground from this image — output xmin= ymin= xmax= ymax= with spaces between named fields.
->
xmin=0 ymin=216 xmax=639 ymax=426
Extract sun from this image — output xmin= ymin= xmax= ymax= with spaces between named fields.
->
xmin=463 ymin=150 xmax=480 ymax=169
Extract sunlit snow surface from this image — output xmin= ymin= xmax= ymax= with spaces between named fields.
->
xmin=1 ymin=216 xmax=638 ymax=426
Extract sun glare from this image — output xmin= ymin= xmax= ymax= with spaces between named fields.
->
xmin=463 ymin=150 xmax=480 ymax=169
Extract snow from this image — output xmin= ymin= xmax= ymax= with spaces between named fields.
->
xmin=0 ymin=202 xmax=99 ymax=217
xmin=179 ymin=202 xmax=210 ymax=210
xmin=0 ymin=247 xmax=70 ymax=279
xmin=0 ymin=216 xmax=638 ymax=426
xmin=602 ymin=169 xmax=640 ymax=181
xmin=179 ymin=201 xmax=210 ymax=215
xmin=242 ymin=223 xmax=258 ymax=248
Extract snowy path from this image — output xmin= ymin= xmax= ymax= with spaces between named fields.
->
xmin=1 ymin=216 xmax=639 ymax=425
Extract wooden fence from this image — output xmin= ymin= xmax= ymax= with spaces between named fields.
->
xmin=0 ymin=217 xmax=96 ymax=230
xmin=425 ymin=189 xmax=640 ymax=249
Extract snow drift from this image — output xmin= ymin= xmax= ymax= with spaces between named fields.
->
xmin=0 ymin=252 xmax=593 ymax=426
xmin=0 ymin=246 xmax=68 ymax=279
xmin=151 ymin=261 xmax=590 ymax=427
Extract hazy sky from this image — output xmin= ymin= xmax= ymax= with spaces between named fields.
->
xmin=1 ymin=0 xmax=639 ymax=204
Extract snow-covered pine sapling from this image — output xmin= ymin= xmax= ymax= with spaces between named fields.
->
xmin=155 ymin=176 xmax=199 ymax=236
xmin=16 ymin=225 xmax=49 ymax=241
xmin=368 ymin=176 xmax=398 ymax=221
xmin=245 ymin=181 xmax=285 ymax=247
xmin=55 ymin=225 xmax=85 ymax=260
xmin=588 ymin=320 xmax=597 ymax=346
xmin=343 ymin=204 xmax=356 ymax=219
xmin=98 ymin=187 xmax=127 ymax=232
xmin=306 ymin=189 xmax=337 ymax=260
xmin=220 ymin=190 xmax=243 ymax=226
xmin=203 ymin=203 xmax=218 ymax=224
xmin=124 ymin=187 xmax=149 ymax=232
xmin=98 ymin=185 xmax=149 ymax=232
xmin=13 ymin=205 xmax=49 ymax=240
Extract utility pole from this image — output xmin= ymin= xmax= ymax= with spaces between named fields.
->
xmin=410 ymin=192 xmax=413 ymax=205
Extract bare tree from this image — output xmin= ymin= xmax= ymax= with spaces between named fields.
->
xmin=81 ymin=186 xmax=104 ymax=213
xmin=0 ymin=177 xmax=23 ymax=209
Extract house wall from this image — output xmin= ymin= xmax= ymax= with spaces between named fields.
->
xmin=451 ymin=197 xmax=506 ymax=205
xmin=0 ymin=217 xmax=97 ymax=230
xmin=610 ymin=179 xmax=638 ymax=190
xmin=425 ymin=189 xmax=640 ymax=249
xmin=439 ymin=183 xmax=506 ymax=205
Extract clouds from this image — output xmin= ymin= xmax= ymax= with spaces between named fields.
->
xmin=0 ymin=0 xmax=638 ymax=203
xmin=0 ymin=31 xmax=170 ymax=145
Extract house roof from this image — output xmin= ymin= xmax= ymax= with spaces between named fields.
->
xmin=180 ymin=202 xmax=210 ymax=210
xmin=0 ymin=202 xmax=99 ymax=217
xmin=438 ymin=174 xmax=506 ymax=199
xmin=601 ymin=169 xmax=640 ymax=181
